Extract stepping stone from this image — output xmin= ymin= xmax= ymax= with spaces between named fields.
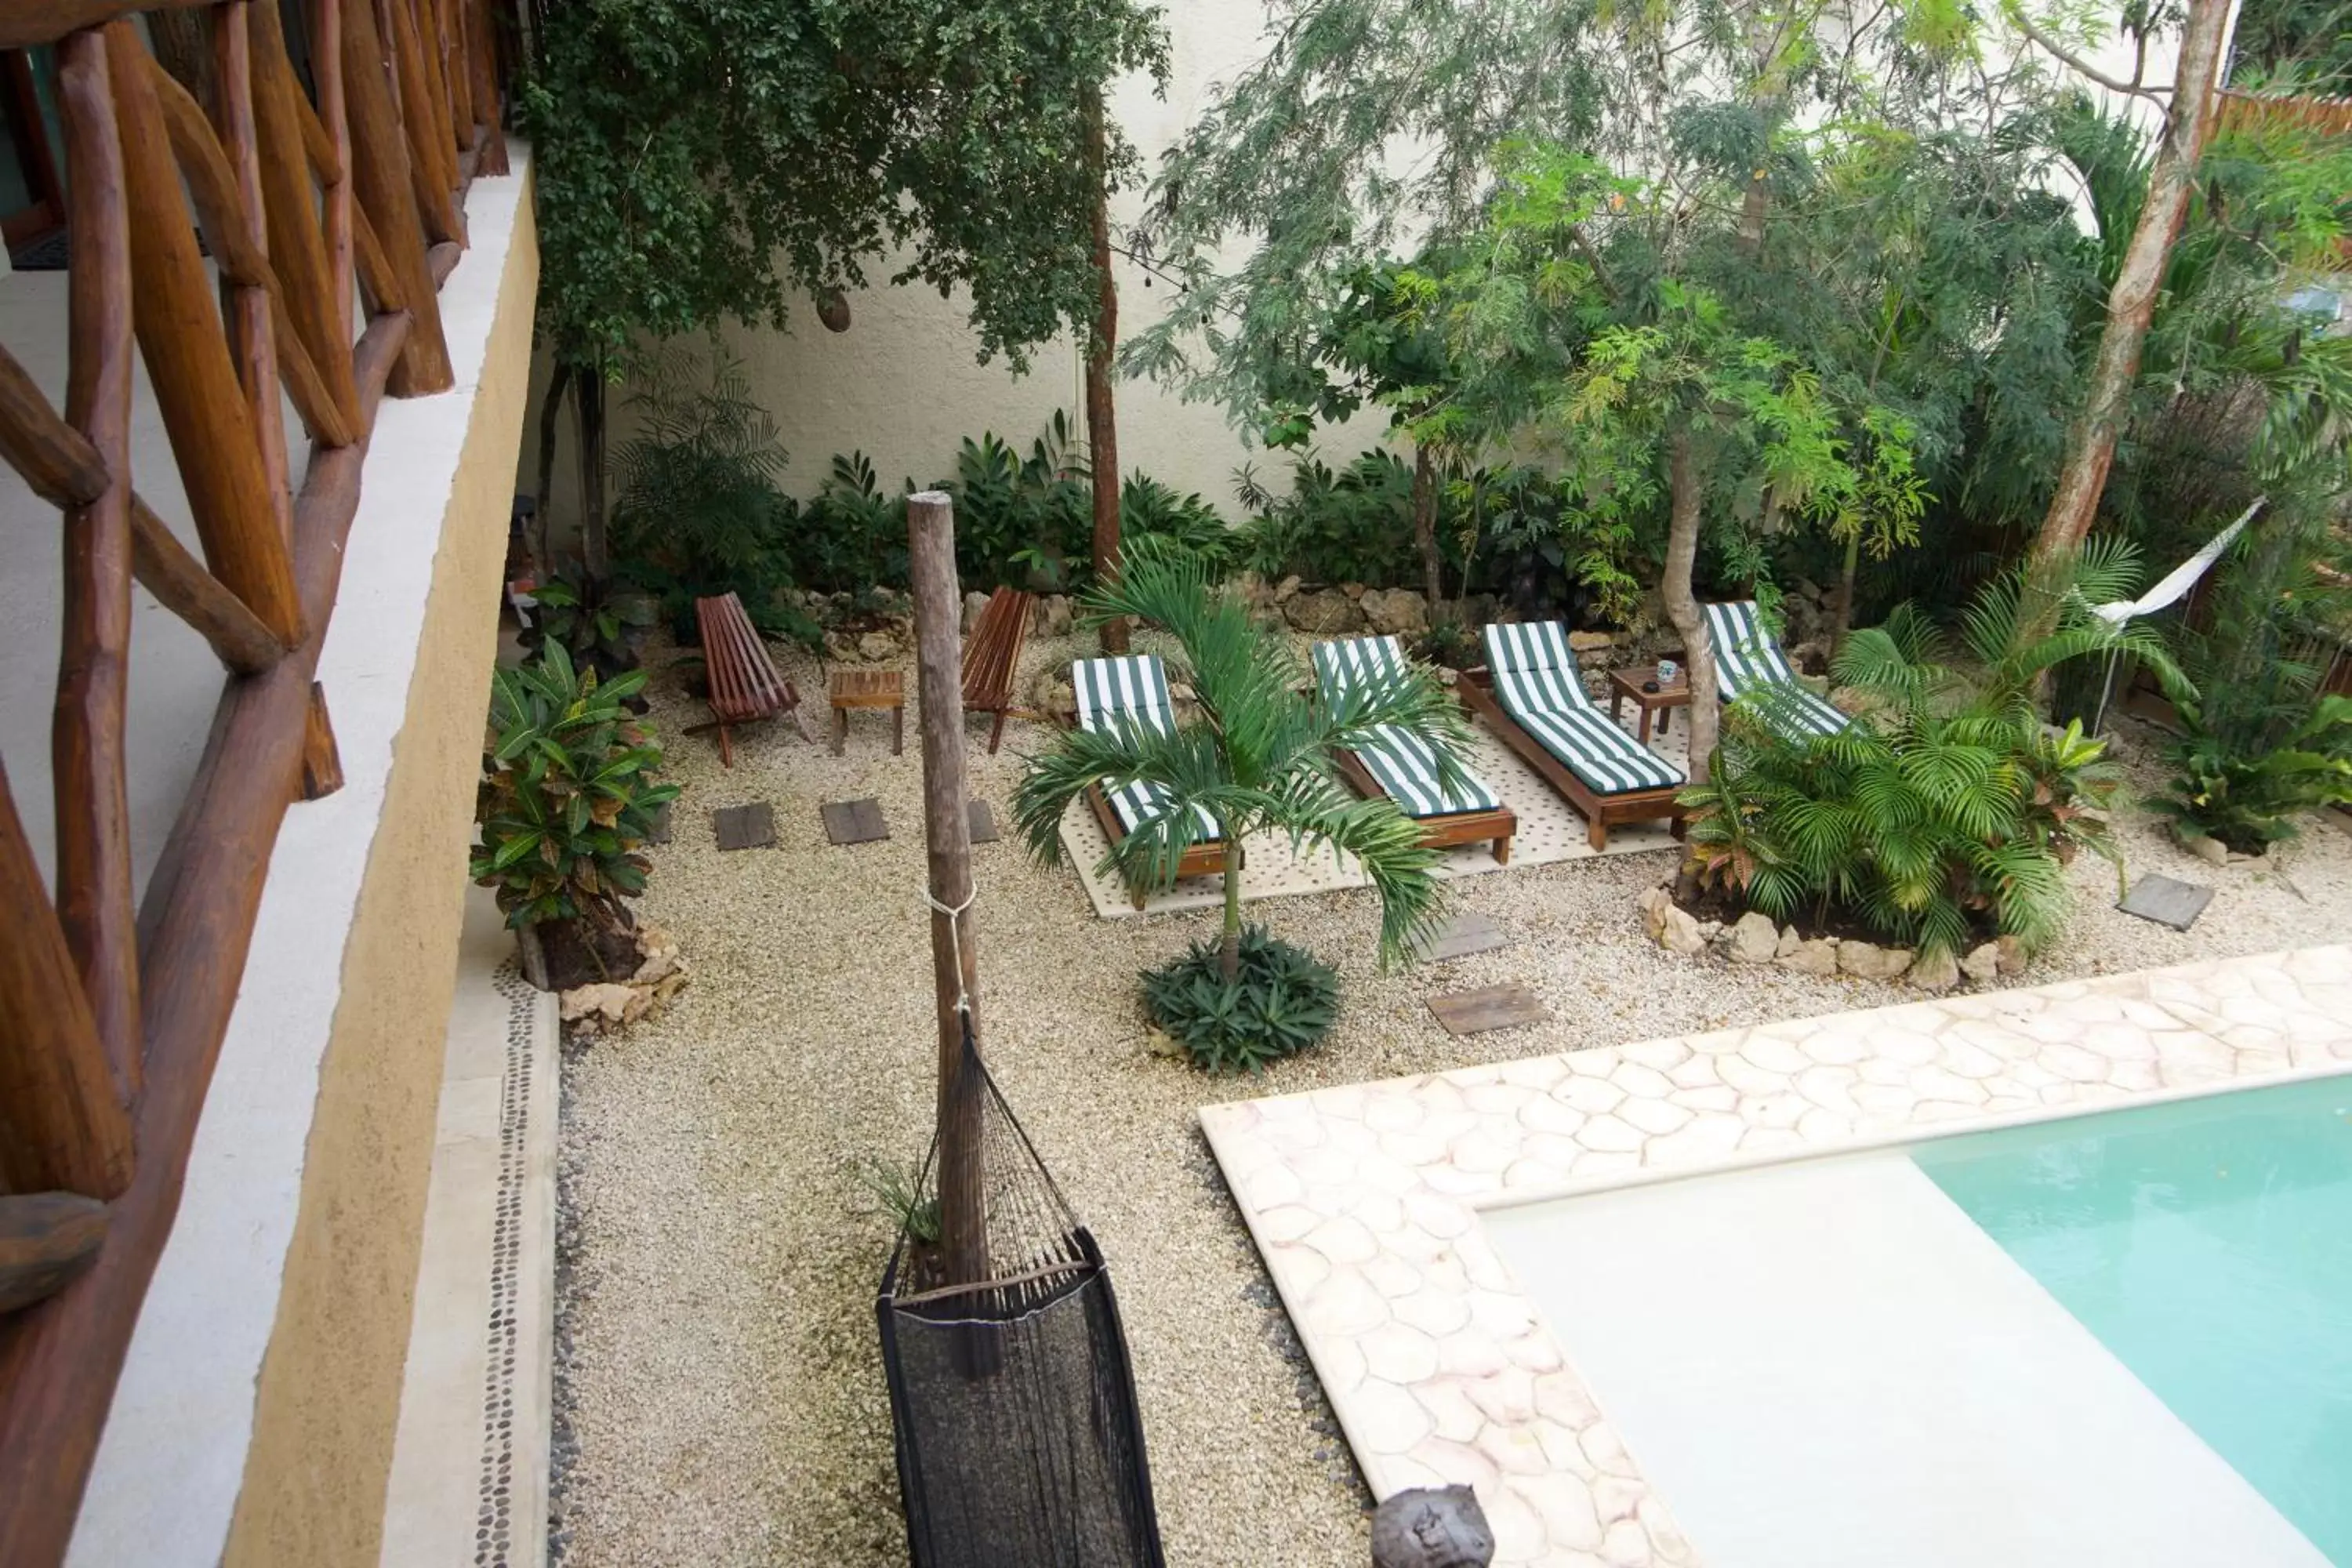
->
xmin=1428 ymin=985 xmax=1548 ymax=1036
xmin=644 ymin=800 xmax=673 ymax=845
xmin=2118 ymin=873 xmax=2213 ymax=932
xmin=712 ymin=803 xmax=775 ymax=851
xmin=821 ymin=797 xmax=890 ymax=846
xmin=968 ymin=800 xmax=1000 ymax=844
xmin=1414 ymin=909 xmax=1512 ymax=964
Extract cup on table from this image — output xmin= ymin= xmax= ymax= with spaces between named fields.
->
xmin=1657 ymin=658 xmax=1679 ymax=687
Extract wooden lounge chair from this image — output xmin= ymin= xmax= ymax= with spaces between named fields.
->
xmin=1702 ymin=600 xmax=1851 ymax=739
xmin=1312 ymin=635 xmax=1515 ymax=864
xmin=1072 ymin=654 xmax=1234 ymax=909
xmin=689 ymin=591 xmax=815 ymax=767
xmin=1458 ymin=622 xmax=1687 ymax=850
xmin=961 ymin=586 xmax=1034 ymax=754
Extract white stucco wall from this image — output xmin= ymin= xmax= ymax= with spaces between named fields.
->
xmin=523 ymin=0 xmax=1397 ymax=535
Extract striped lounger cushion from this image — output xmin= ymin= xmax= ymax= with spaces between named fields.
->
xmin=1312 ymin=636 xmax=1501 ymax=819
xmin=1482 ymin=622 xmax=1682 ymax=794
xmin=1071 ymin=655 xmax=1222 ymax=839
xmin=1701 ymin=601 xmax=1850 ymax=738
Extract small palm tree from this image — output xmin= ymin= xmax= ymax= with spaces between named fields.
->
xmin=1686 ymin=541 xmax=2174 ymax=957
xmin=1012 ymin=538 xmax=1472 ymax=976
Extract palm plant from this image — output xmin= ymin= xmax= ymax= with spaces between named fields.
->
xmin=1011 ymin=537 xmax=1472 ymax=977
xmin=1685 ymin=543 xmax=2168 ymax=957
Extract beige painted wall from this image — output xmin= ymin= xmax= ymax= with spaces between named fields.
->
xmin=519 ymin=0 xmax=1396 ymax=544
xmin=219 ymin=177 xmax=539 ymax=1568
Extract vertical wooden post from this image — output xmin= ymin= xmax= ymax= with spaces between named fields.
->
xmin=464 ymin=0 xmax=506 ymax=176
xmin=0 ymin=759 xmax=132 ymax=1200
xmin=53 ymin=27 xmax=141 ymax=1109
xmin=907 ymin=492 xmax=986 ymax=1289
xmin=440 ymin=0 xmax=472 ymax=146
xmin=312 ymin=0 xmax=354 ymax=342
xmin=107 ymin=20 xmax=306 ymax=646
xmin=386 ymin=0 xmax=460 ymax=242
xmin=252 ymin=0 xmax=360 ymax=435
xmin=341 ymin=0 xmax=452 ymax=394
xmin=212 ymin=1 xmax=296 ymax=546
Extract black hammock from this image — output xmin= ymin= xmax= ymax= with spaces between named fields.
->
xmin=877 ymin=1021 xmax=1166 ymax=1568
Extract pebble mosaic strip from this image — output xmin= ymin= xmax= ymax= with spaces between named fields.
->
xmin=1200 ymin=944 xmax=2352 ymax=1567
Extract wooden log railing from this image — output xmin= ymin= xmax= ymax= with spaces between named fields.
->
xmin=0 ymin=2 xmax=511 ymax=1562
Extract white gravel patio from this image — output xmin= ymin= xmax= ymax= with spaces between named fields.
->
xmin=546 ymin=628 xmax=2352 ymax=1567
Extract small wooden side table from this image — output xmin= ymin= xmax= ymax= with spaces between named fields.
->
xmin=1607 ymin=667 xmax=1691 ymax=745
xmin=829 ymin=667 xmax=904 ymax=756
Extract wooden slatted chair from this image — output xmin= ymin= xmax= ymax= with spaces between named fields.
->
xmin=962 ymin=586 xmax=1034 ymax=753
xmin=690 ymin=592 xmax=815 ymax=767
xmin=1458 ymin=621 xmax=1687 ymax=849
xmin=1312 ymin=636 xmax=1515 ymax=863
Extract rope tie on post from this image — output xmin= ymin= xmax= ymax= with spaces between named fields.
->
xmin=924 ymin=888 xmax=977 ymax=1014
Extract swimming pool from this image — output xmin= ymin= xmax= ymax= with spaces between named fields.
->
xmin=1486 ymin=1076 xmax=2352 ymax=1566
xmin=1916 ymin=1075 xmax=2352 ymax=1563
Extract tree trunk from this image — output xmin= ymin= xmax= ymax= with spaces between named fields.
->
xmin=575 ymin=357 xmax=608 ymax=583
xmin=1084 ymin=89 xmax=1128 ymax=655
xmin=1218 ymin=838 xmax=1244 ymax=982
xmin=1663 ymin=427 xmax=1719 ymax=776
xmin=1831 ymin=528 xmax=1860 ymax=655
xmin=534 ymin=358 xmax=572 ymax=572
xmin=2027 ymin=0 xmax=2232 ymax=585
xmin=1410 ymin=445 xmax=1444 ymax=608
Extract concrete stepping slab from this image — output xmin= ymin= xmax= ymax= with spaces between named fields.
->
xmin=1428 ymin=985 xmax=1548 ymax=1035
xmin=821 ymin=798 xmax=889 ymax=845
xmin=1415 ymin=909 xmax=1512 ymax=964
xmin=2118 ymin=873 xmax=2213 ymax=932
xmin=711 ymin=803 xmax=775 ymax=851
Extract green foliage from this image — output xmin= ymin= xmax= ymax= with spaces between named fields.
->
xmin=521 ymin=0 xmax=1169 ymax=372
xmin=791 ymin=452 xmax=909 ymax=593
xmin=1233 ymin=452 xmax=1424 ymax=586
xmin=950 ymin=412 xmax=1091 ymax=590
xmin=859 ymin=1155 xmax=942 ymax=1243
xmin=1140 ymin=926 xmax=1340 ymax=1074
xmin=1010 ymin=536 xmax=1467 ymax=964
xmin=1121 ymin=474 xmax=1237 ymax=573
xmin=471 ymin=647 xmax=680 ymax=931
xmin=521 ymin=565 xmax=655 ymax=680
xmin=2149 ymin=509 xmax=2352 ymax=851
xmin=1682 ymin=548 xmax=2161 ymax=957
xmin=608 ymin=352 xmax=813 ymax=643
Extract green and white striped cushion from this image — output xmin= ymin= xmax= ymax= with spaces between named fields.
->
xmin=1312 ymin=637 xmax=1501 ymax=818
xmin=1703 ymin=601 xmax=1849 ymax=738
xmin=1481 ymin=622 xmax=1682 ymax=794
xmin=1071 ymin=655 xmax=1221 ymax=840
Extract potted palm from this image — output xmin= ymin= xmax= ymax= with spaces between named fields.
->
xmin=1012 ymin=538 xmax=1474 ymax=1071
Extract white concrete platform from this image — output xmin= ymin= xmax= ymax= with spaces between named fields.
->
xmin=379 ymin=887 xmax=558 ymax=1568
xmin=1486 ymin=1153 xmax=2327 ymax=1568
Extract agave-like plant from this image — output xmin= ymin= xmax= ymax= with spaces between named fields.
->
xmin=1012 ymin=536 xmax=1475 ymax=975
xmin=1685 ymin=541 xmax=2169 ymax=957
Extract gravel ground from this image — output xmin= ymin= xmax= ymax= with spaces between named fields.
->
xmin=547 ymin=628 xmax=2352 ymax=1568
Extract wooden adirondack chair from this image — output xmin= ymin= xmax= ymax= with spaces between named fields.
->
xmin=961 ymin=586 xmax=1034 ymax=753
xmin=689 ymin=592 xmax=815 ymax=766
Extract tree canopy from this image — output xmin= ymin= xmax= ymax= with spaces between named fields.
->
xmin=518 ymin=0 xmax=1170 ymax=371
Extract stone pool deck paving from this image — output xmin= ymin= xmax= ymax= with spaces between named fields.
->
xmin=1200 ymin=942 xmax=2352 ymax=1568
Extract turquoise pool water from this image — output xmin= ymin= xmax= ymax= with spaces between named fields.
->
xmin=1915 ymin=1076 xmax=2352 ymax=1563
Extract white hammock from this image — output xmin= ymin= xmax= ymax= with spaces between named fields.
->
xmin=2089 ymin=496 xmax=2265 ymax=732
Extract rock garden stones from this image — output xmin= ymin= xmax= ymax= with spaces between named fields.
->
xmin=1727 ymin=911 xmax=1780 ymax=964
xmin=1836 ymin=940 xmax=1914 ymax=982
xmin=1630 ymin=883 xmax=2012 ymax=992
